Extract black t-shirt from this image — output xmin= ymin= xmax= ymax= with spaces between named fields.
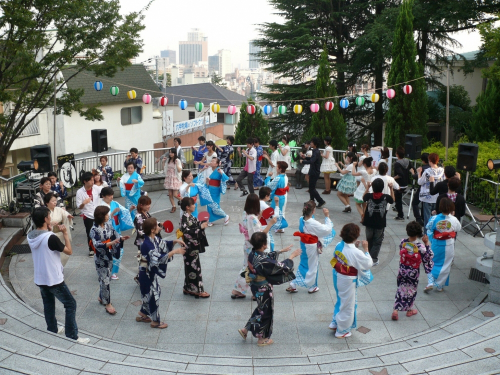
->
xmin=362 ymin=193 xmax=394 ymax=229
xmin=48 ymin=234 xmax=65 ymax=252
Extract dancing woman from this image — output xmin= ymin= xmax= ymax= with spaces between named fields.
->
xmin=120 ymin=161 xmax=144 ymax=220
xmin=203 ymin=158 xmax=230 ymax=227
xmin=287 ymin=201 xmax=336 ymax=294
xmin=179 ymin=170 xmax=199 ymax=219
xmin=320 ymin=136 xmax=337 ymax=195
xmin=335 ymin=153 xmax=358 ymax=213
xmin=136 ymin=218 xmax=185 ymax=328
xmin=330 ymin=223 xmax=373 ymax=338
xmin=97 ymin=156 xmax=114 ymax=185
xmin=180 ymin=197 xmax=210 ymax=298
xmin=253 ymin=137 xmax=264 ymax=188
xmin=216 ymin=136 xmax=235 ymax=186
xmin=238 ymin=232 xmax=300 ymax=346
xmin=196 ymin=140 xmax=218 ymax=184
xmin=278 ymin=135 xmax=292 ymax=171
xmin=133 ymin=195 xmax=153 ymax=256
xmin=352 ymin=157 xmax=376 ymax=220
xmin=232 ymin=193 xmax=278 ymax=299
xmin=191 ymin=136 xmax=207 ymax=172
xmin=266 ymin=161 xmax=289 ymax=233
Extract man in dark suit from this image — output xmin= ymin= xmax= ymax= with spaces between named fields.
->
xmin=301 ymin=137 xmax=326 ymax=208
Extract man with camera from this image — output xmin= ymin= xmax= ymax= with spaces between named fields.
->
xmin=27 ymin=207 xmax=89 ymax=344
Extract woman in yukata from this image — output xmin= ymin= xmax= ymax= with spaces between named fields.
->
xmin=238 ymin=232 xmax=300 ymax=347
xmin=99 ymin=187 xmax=134 ymax=280
xmin=425 ymin=198 xmax=461 ymax=292
xmin=179 ymin=170 xmax=199 ymax=221
xmin=97 ymin=156 xmax=114 ymax=185
xmin=287 ymin=201 xmax=336 ymax=294
xmin=203 ymin=157 xmax=230 ymax=227
xmin=180 ymin=197 xmax=210 ymax=298
xmin=392 ymin=221 xmax=434 ymax=320
xmin=330 ymin=223 xmax=373 ymax=338
xmin=91 ymin=206 xmax=130 ymax=315
xmin=266 ymin=161 xmax=289 ymax=233
xmin=231 ymin=193 xmax=278 ymax=299
xmin=216 ymin=136 xmax=235 ymax=186
xmin=120 ymin=160 xmax=144 ymax=220
xmin=136 ymin=218 xmax=185 ymax=329
xmin=195 ymin=140 xmax=218 ymax=185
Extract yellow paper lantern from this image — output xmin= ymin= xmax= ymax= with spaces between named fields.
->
xmin=371 ymin=93 xmax=380 ymax=103
xmin=127 ymin=90 xmax=136 ymax=100
xmin=211 ymin=103 xmax=220 ymax=113
xmin=293 ymin=104 xmax=303 ymax=114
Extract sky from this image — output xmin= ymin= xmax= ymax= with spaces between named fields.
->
xmin=119 ymin=0 xmax=484 ymax=69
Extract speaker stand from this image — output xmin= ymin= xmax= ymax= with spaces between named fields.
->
xmin=405 ymin=188 xmax=416 ymax=219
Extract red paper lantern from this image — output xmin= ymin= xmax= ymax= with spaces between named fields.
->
xmin=246 ymin=105 xmax=256 ymax=115
xmin=159 ymin=96 xmax=168 ymax=106
xmin=310 ymin=103 xmax=320 ymax=113
xmin=403 ymin=85 xmax=413 ymax=95
xmin=325 ymin=101 xmax=334 ymax=111
xmin=142 ymin=93 xmax=152 ymax=104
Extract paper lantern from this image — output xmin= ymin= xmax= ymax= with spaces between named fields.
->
xmin=310 ymin=103 xmax=320 ymax=113
xmin=387 ymin=89 xmax=396 ymax=99
xmin=293 ymin=104 xmax=303 ymax=114
xmin=403 ymin=85 xmax=413 ymax=95
xmin=195 ymin=102 xmax=204 ymax=112
xmin=142 ymin=93 xmax=152 ymax=104
xmin=370 ymin=93 xmax=380 ymax=103
xmin=127 ymin=90 xmax=136 ymax=100
xmin=110 ymin=86 xmax=119 ymax=96
xmin=211 ymin=103 xmax=220 ymax=113
xmin=355 ymin=97 xmax=365 ymax=106
xmin=246 ymin=104 xmax=256 ymax=115
xmin=278 ymin=105 xmax=287 ymax=115
xmin=324 ymin=101 xmax=334 ymax=111
xmin=263 ymin=104 xmax=273 ymax=116
xmin=94 ymin=81 xmax=103 ymax=91
xmin=228 ymin=105 xmax=237 ymax=115
xmin=159 ymin=96 xmax=168 ymax=106
xmin=340 ymin=98 xmax=349 ymax=109
xmin=179 ymin=99 xmax=188 ymax=110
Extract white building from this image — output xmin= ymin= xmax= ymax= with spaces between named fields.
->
xmin=249 ymin=40 xmax=261 ymax=69
xmin=218 ymin=49 xmax=232 ymax=78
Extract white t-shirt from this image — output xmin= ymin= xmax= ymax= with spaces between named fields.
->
xmin=370 ymin=175 xmax=399 ymax=210
xmin=279 ymin=145 xmax=291 ymax=170
xmin=267 ymin=150 xmax=279 ymax=177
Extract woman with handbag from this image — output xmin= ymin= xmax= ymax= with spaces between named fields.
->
xmin=180 ymin=197 xmax=210 ymax=298
xmin=238 ymin=232 xmax=300 ymax=346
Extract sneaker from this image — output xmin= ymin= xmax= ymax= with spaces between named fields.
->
xmin=57 ymin=326 xmax=65 ymax=335
xmin=76 ymin=337 xmax=90 ymax=344
xmin=317 ymin=201 xmax=326 ymax=209
xmin=394 ymin=216 xmax=404 ymax=221
xmin=240 ymin=191 xmax=249 ymax=197
xmin=372 ymin=261 xmax=379 ymax=266
xmin=111 ymin=274 xmax=119 ymax=280
xmin=88 ymin=251 xmax=94 ymax=258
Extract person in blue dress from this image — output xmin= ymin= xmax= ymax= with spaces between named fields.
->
xmin=120 ymin=161 xmax=144 ymax=220
xmin=191 ymin=136 xmax=207 ymax=172
xmin=266 ymin=161 xmax=289 ymax=233
xmin=136 ymin=217 xmax=185 ymax=328
xmin=204 ymin=158 xmax=230 ymax=227
xmin=179 ymin=170 xmax=200 ymax=220
xmin=253 ymin=137 xmax=264 ymax=188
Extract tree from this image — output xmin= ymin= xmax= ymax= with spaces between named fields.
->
xmin=304 ymin=48 xmax=347 ymax=149
xmin=384 ymin=0 xmax=428 ymax=148
xmin=478 ymin=18 xmax=500 ymax=80
xmin=469 ymin=79 xmax=500 ymax=141
xmin=234 ymin=100 xmax=269 ymax=146
xmin=211 ymin=73 xmax=227 ymax=88
xmin=0 ymin=0 xmax=145 ymax=171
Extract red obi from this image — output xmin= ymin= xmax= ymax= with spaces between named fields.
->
xmin=275 ymin=186 xmax=289 ymax=196
xmin=293 ymin=231 xmax=318 ymax=244
xmin=124 ymin=183 xmax=134 ymax=191
xmin=259 ymin=217 xmax=267 ymax=226
xmin=400 ymin=250 xmax=422 ymax=269
xmin=258 ymin=155 xmax=263 ymax=162
xmin=113 ymin=215 xmax=119 ymax=225
xmin=334 ymin=262 xmax=358 ymax=276
xmin=208 ymin=179 xmax=221 ymax=187
xmin=433 ymin=230 xmax=456 ymax=240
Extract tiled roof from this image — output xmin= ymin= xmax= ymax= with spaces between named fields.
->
xmin=60 ymin=65 xmax=161 ymax=106
xmin=162 ymin=83 xmax=248 ymax=106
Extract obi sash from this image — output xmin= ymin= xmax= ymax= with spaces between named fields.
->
xmin=433 ymin=230 xmax=456 ymax=240
xmin=293 ymin=231 xmax=318 ymax=244
xmin=334 ymin=262 xmax=358 ymax=276
xmin=124 ymin=183 xmax=134 ymax=191
xmin=89 ymin=238 xmax=111 ymax=254
xmin=208 ymin=179 xmax=221 ymax=187
xmin=113 ymin=215 xmax=119 ymax=225
xmin=258 ymin=155 xmax=263 ymax=162
xmin=275 ymin=186 xmax=289 ymax=196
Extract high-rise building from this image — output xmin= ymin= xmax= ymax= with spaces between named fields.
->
xmin=160 ymin=49 xmax=176 ymax=64
xmin=188 ymin=28 xmax=204 ymax=41
xmin=208 ymin=55 xmax=220 ymax=73
xmin=249 ymin=40 xmax=261 ymax=69
xmin=218 ymin=49 xmax=232 ymax=77
xmin=179 ymin=29 xmax=208 ymax=65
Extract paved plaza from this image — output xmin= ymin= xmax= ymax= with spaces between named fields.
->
xmin=9 ymin=186 xmax=490 ymax=357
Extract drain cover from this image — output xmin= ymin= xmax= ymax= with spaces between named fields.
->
xmin=9 ymin=244 xmax=31 ymax=255
xmin=469 ymin=268 xmax=490 ymax=284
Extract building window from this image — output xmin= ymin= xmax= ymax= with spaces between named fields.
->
xmin=121 ymin=106 xmax=142 ymax=125
xmin=188 ymin=111 xmax=195 ymax=120
xmin=217 ymin=113 xmax=225 ymax=123
xmin=225 ymin=114 xmax=235 ymax=124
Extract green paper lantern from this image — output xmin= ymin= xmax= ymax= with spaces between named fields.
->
xmin=110 ymin=86 xmax=119 ymax=96
xmin=355 ymin=97 xmax=365 ymax=106
xmin=195 ymin=102 xmax=204 ymax=112
xmin=278 ymin=105 xmax=287 ymax=115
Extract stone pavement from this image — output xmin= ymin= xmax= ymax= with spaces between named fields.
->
xmin=9 ymin=186 xmax=490 ymax=358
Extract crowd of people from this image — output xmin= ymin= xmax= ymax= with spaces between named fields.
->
xmin=27 ymin=137 xmax=465 ymax=347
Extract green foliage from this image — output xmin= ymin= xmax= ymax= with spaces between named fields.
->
xmin=385 ymin=0 xmax=428 ymax=149
xmin=437 ymin=85 xmax=471 ymax=111
xmin=428 ymin=85 xmax=473 ymax=135
xmin=469 ymin=79 xmax=500 ymax=141
xmin=478 ymin=18 xmax=500 ymax=80
xmin=0 ymin=0 xmax=145 ymax=171
xmin=211 ymin=74 xmax=227 ymax=88
xmin=234 ymin=100 xmax=270 ymax=146
xmin=303 ymin=48 xmax=347 ymax=149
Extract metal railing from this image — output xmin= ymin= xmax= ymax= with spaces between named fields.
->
xmin=463 ymin=175 xmax=500 ymax=216
xmin=18 ymin=117 xmax=40 ymax=138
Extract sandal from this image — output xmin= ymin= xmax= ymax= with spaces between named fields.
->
xmin=308 ymin=287 xmax=319 ymax=294
xmin=238 ymin=329 xmax=247 ymax=340
xmin=257 ymin=338 xmax=274 ymax=347
xmin=105 ymin=307 xmax=117 ymax=315
xmin=197 ymin=291 xmax=210 ymax=298
xmin=170 ymin=207 xmax=176 ymax=213
xmin=424 ymin=285 xmax=433 ymax=294
xmin=136 ymin=315 xmax=152 ymax=323
xmin=98 ymin=298 xmax=104 ymax=305
xmin=151 ymin=322 xmax=168 ymax=329
xmin=286 ymin=287 xmax=298 ymax=293
xmin=406 ymin=309 xmax=418 ymax=317
xmin=231 ymin=293 xmax=246 ymax=299
xmin=224 ymin=215 xmax=230 ymax=226
xmin=391 ymin=311 xmax=399 ymax=321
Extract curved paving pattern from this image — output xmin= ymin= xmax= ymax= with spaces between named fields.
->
xmin=1 ymin=188 xmax=500 ymax=374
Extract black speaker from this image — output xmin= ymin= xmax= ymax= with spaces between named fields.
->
xmin=405 ymin=134 xmax=422 ymax=160
xmin=30 ymin=145 xmax=52 ymax=173
xmin=456 ymin=143 xmax=479 ymax=172
xmin=91 ymin=129 xmax=108 ymax=153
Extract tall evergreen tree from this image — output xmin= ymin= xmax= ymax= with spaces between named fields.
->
xmin=384 ymin=0 xmax=428 ymax=148
xmin=469 ymin=79 xmax=500 ymax=141
xmin=304 ymin=48 xmax=347 ymax=149
xmin=234 ymin=100 xmax=270 ymax=145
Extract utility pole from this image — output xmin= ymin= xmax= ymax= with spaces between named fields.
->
xmin=155 ymin=56 xmax=159 ymax=86
xmin=445 ymin=64 xmax=450 ymax=161
xmin=53 ymin=72 xmax=57 ymax=166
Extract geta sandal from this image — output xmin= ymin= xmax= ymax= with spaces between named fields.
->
xmin=257 ymin=338 xmax=274 ymax=347
xmin=238 ymin=329 xmax=247 ymax=340
xmin=151 ymin=322 xmax=168 ymax=329
xmin=136 ymin=315 xmax=152 ymax=323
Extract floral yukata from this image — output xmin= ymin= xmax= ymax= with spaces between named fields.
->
xmin=244 ymin=250 xmax=295 ymax=340
xmin=394 ymin=239 xmax=434 ymax=312
xmin=254 ymin=145 xmax=264 ymax=187
xmin=120 ymin=171 xmax=144 ymax=220
xmin=90 ymin=223 xmax=123 ymax=305
xmin=330 ymin=241 xmax=373 ymax=336
xmin=179 ymin=182 xmax=199 ymax=221
xmin=180 ymin=212 xmax=209 ymax=294
xmin=219 ymin=144 xmax=234 ymax=185
xmin=138 ymin=236 xmax=175 ymax=323
xmin=97 ymin=165 xmax=113 ymax=185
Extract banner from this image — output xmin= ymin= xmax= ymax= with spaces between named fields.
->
xmin=174 ymin=116 xmax=210 ymax=134
xmin=57 ymin=153 xmax=77 ymax=188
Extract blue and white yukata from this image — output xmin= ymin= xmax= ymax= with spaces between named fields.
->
xmin=291 ymin=216 xmax=336 ymax=292
xmin=100 ymin=200 xmax=134 ymax=276
xmin=330 ymin=241 xmax=373 ymax=337
xmin=259 ymin=200 xmax=288 ymax=252
xmin=266 ymin=173 xmax=289 ymax=231
xmin=119 ymin=171 xmax=144 ymax=220
xmin=199 ymin=168 xmax=229 ymax=224
xmin=426 ymin=213 xmax=461 ymax=290
xmin=179 ymin=182 xmax=199 ymax=221
xmin=254 ymin=145 xmax=264 ymax=187
xmin=219 ymin=144 xmax=234 ymax=185
xmin=139 ymin=236 xmax=175 ymax=323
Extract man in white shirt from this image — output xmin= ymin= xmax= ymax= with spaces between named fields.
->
xmin=235 ymin=137 xmax=257 ymax=196
xmin=370 ymin=162 xmax=400 ymax=210
xmin=174 ymin=137 xmax=186 ymax=166
xmin=76 ymin=172 xmax=101 ymax=257
xmin=27 ymin=207 xmax=89 ymax=344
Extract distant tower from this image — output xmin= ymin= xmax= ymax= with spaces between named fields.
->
xmin=179 ymin=29 xmax=208 ymax=65
xmin=249 ymin=40 xmax=261 ymax=69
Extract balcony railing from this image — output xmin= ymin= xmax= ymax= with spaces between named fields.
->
xmin=18 ymin=117 xmax=40 ymax=138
